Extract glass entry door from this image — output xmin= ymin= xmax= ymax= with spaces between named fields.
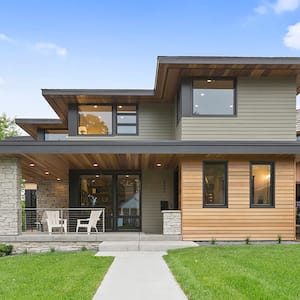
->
xmin=79 ymin=172 xmax=140 ymax=231
xmin=117 ymin=175 xmax=140 ymax=231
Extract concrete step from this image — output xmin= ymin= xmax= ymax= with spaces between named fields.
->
xmin=98 ymin=240 xmax=198 ymax=252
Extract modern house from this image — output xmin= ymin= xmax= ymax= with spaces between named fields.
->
xmin=1 ymin=56 xmax=300 ymax=242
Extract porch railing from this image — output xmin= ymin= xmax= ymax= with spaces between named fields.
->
xmin=22 ymin=208 xmax=105 ymax=234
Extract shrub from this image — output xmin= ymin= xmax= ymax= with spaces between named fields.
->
xmin=211 ymin=238 xmax=216 ymax=245
xmin=50 ymin=247 xmax=55 ymax=253
xmin=278 ymin=234 xmax=282 ymax=244
xmin=0 ymin=243 xmax=13 ymax=256
xmin=245 ymin=236 xmax=251 ymax=245
xmin=81 ymin=246 xmax=87 ymax=251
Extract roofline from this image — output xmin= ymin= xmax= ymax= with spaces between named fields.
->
xmin=0 ymin=140 xmax=300 ymax=154
xmin=15 ymin=118 xmax=63 ymax=125
xmin=42 ymin=89 xmax=154 ymax=96
xmin=157 ymin=56 xmax=300 ymax=65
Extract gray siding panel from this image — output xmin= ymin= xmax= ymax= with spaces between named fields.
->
xmin=68 ymin=103 xmax=175 ymax=140
xmin=180 ymin=77 xmax=296 ymax=141
xmin=142 ymin=169 xmax=174 ymax=234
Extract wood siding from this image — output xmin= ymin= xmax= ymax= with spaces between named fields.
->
xmin=180 ymin=77 xmax=296 ymax=141
xmin=68 ymin=103 xmax=175 ymax=140
xmin=180 ymin=155 xmax=295 ymax=241
xmin=142 ymin=169 xmax=174 ymax=233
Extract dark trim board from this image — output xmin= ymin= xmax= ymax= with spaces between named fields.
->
xmin=1 ymin=140 xmax=300 ymax=154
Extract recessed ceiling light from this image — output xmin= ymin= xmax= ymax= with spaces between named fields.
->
xmin=156 ymin=163 xmax=162 ymax=167
xmin=195 ymin=104 xmax=199 ymax=108
xmin=93 ymin=163 xmax=98 ymax=167
xmin=125 ymin=175 xmax=129 ymax=178
xmin=96 ymin=175 xmax=100 ymax=178
xmin=45 ymin=171 xmax=49 ymax=175
xmin=200 ymin=93 xmax=205 ymax=97
xmin=92 ymin=179 xmax=95 ymax=183
xmin=207 ymin=79 xmax=212 ymax=83
xmin=229 ymin=105 xmax=233 ymax=108
xmin=56 ymin=178 xmax=61 ymax=181
xmin=118 ymin=105 xmax=123 ymax=109
xmin=29 ymin=163 xmax=35 ymax=167
xmin=93 ymin=105 xmax=98 ymax=108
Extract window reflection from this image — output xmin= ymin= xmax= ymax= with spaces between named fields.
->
xmin=78 ymin=105 xmax=112 ymax=135
xmin=251 ymin=163 xmax=274 ymax=207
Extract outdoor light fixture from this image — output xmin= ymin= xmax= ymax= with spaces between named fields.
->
xmin=96 ymin=175 xmax=100 ymax=178
xmin=56 ymin=178 xmax=61 ymax=181
xmin=156 ymin=163 xmax=162 ymax=167
xmin=118 ymin=105 xmax=123 ymax=109
xmin=29 ymin=163 xmax=35 ymax=167
xmin=93 ymin=163 xmax=98 ymax=167
xmin=93 ymin=105 xmax=98 ymax=108
xmin=45 ymin=171 xmax=49 ymax=175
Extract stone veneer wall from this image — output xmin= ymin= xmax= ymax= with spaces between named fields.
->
xmin=0 ymin=158 xmax=21 ymax=235
xmin=162 ymin=210 xmax=181 ymax=235
xmin=36 ymin=180 xmax=69 ymax=208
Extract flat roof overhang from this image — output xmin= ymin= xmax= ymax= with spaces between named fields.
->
xmin=1 ymin=140 xmax=300 ymax=154
xmin=1 ymin=140 xmax=299 ymax=182
xmin=41 ymin=56 xmax=300 ymax=122
xmin=15 ymin=119 xmax=67 ymax=139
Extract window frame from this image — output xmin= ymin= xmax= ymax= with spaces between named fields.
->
xmin=116 ymin=104 xmax=138 ymax=136
xmin=77 ymin=104 xmax=138 ymax=136
xmin=250 ymin=161 xmax=275 ymax=208
xmin=203 ymin=161 xmax=228 ymax=208
xmin=192 ymin=77 xmax=237 ymax=117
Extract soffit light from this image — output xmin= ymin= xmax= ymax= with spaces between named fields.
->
xmin=93 ymin=163 xmax=99 ymax=167
xmin=56 ymin=178 xmax=61 ymax=181
xmin=96 ymin=175 xmax=100 ymax=178
xmin=156 ymin=163 xmax=162 ymax=167
xmin=45 ymin=171 xmax=49 ymax=175
xmin=29 ymin=163 xmax=35 ymax=167
xmin=118 ymin=105 xmax=123 ymax=109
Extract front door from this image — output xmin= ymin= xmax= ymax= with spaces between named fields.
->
xmin=117 ymin=174 xmax=140 ymax=231
xmin=78 ymin=172 xmax=141 ymax=231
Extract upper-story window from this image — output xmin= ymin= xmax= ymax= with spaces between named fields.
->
xmin=78 ymin=104 xmax=137 ymax=136
xmin=193 ymin=78 xmax=235 ymax=116
xmin=45 ymin=130 xmax=68 ymax=140
xmin=117 ymin=105 xmax=137 ymax=135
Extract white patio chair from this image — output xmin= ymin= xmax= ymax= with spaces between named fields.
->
xmin=45 ymin=210 xmax=67 ymax=234
xmin=76 ymin=210 xmax=103 ymax=234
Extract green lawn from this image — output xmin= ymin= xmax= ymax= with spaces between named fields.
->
xmin=0 ymin=251 xmax=113 ymax=300
xmin=164 ymin=244 xmax=300 ymax=300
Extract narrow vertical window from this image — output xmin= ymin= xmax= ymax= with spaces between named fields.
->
xmin=203 ymin=162 xmax=228 ymax=207
xmin=116 ymin=105 xmax=137 ymax=135
xmin=250 ymin=162 xmax=274 ymax=207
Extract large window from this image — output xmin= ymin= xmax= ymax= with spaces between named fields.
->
xmin=78 ymin=104 xmax=137 ymax=136
xmin=203 ymin=161 xmax=228 ymax=207
xmin=193 ymin=78 xmax=235 ymax=115
xmin=250 ymin=162 xmax=274 ymax=207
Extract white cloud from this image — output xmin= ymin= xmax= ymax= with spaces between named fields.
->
xmin=284 ymin=22 xmax=300 ymax=50
xmin=0 ymin=33 xmax=14 ymax=42
xmin=273 ymin=0 xmax=300 ymax=13
xmin=254 ymin=5 xmax=268 ymax=14
xmin=254 ymin=0 xmax=300 ymax=14
xmin=35 ymin=42 xmax=67 ymax=56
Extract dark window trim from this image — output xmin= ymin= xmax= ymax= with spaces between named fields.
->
xmin=77 ymin=103 xmax=138 ymax=136
xmin=250 ymin=161 xmax=275 ymax=208
xmin=203 ymin=161 xmax=228 ymax=208
xmin=192 ymin=77 xmax=237 ymax=117
xmin=69 ymin=169 xmax=142 ymax=232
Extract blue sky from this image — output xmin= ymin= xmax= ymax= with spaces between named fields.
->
xmin=0 ymin=0 xmax=300 ymax=119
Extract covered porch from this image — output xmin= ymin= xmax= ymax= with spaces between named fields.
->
xmin=0 ymin=153 xmax=181 ymax=238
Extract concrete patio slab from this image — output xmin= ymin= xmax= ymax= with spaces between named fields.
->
xmin=93 ymin=251 xmax=188 ymax=300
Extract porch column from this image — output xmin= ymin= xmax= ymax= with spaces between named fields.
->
xmin=0 ymin=158 xmax=22 ymax=235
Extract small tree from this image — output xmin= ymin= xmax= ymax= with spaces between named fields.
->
xmin=0 ymin=113 xmax=20 ymax=140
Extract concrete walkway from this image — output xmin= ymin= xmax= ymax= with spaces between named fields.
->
xmin=93 ymin=251 xmax=188 ymax=300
